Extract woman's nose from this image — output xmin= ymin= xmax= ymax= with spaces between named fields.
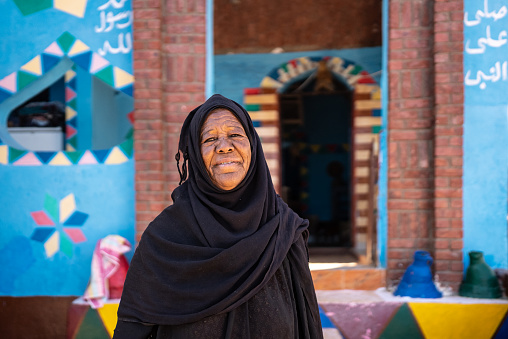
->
xmin=216 ymin=138 xmax=234 ymax=153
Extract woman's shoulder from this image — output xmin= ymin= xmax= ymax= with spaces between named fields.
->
xmin=139 ymin=188 xmax=195 ymax=243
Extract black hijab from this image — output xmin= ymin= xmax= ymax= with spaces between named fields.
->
xmin=117 ymin=94 xmax=309 ymax=325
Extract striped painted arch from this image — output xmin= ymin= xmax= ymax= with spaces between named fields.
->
xmin=244 ymin=56 xmax=381 ymax=257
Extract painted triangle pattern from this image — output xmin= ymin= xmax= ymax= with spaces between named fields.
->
xmin=322 ymin=302 xmax=403 ymax=339
xmin=21 ymin=56 xmax=43 ymax=76
xmin=74 ymin=308 xmax=110 ymax=339
xmin=65 ymin=68 xmax=78 ymax=150
xmin=13 ymin=0 xmax=88 ymax=18
xmin=378 ymin=303 xmax=424 ymax=339
xmin=494 ymin=312 xmax=508 ymax=339
xmin=67 ymin=301 xmax=120 ymax=339
xmin=71 ymin=51 xmax=93 ymax=71
xmin=319 ymin=306 xmax=344 ymax=338
xmin=409 ymin=303 xmax=508 ymax=339
xmin=319 ymin=302 xmax=508 ymax=339
xmin=0 ymin=31 xmax=134 ymax=167
xmin=7 ymin=147 xmax=133 ymax=167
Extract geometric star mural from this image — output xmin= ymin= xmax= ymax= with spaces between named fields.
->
xmin=12 ymin=0 xmax=89 ymax=18
xmin=30 ymin=193 xmax=88 ymax=258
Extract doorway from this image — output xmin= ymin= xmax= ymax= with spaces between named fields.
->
xmin=279 ymin=75 xmax=353 ymax=248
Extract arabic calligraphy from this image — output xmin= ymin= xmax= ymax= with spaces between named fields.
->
xmin=95 ymin=10 xmax=132 ymax=33
xmin=464 ymin=0 xmax=508 ymax=90
xmin=98 ymin=33 xmax=132 ymax=55
xmin=465 ymin=25 xmax=507 ymax=54
xmin=98 ymin=0 xmax=128 ymax=10
xmin=464 ymin=0 xmax=507 ymax=26
xmin=464 ymin=61 xmax=508 ymax=90
xmin=95 ymin=0 xmax=132 ymax=56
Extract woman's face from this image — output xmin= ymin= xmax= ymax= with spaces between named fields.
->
xmin=200 ymin=108 xmax=251 ymax=190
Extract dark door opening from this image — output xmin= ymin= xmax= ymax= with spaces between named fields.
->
xmin=279 ymin=77 xmax=353 ymax=248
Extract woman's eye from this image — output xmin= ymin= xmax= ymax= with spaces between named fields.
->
xmin=203 ymin=137 xmax=216 ymax=143
xmin=230 ymin=134 xmax=242 ymax=138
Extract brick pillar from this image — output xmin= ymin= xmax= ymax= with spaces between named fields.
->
xmin=162 ymin=0 xmax=207 ymax=200
xmin=387 ymin=0 xmax=435 ymax=287
xmin=432 ymin=0 xmax=464 ymax=291
xmin=133 ymin=0 xmax=165 ymax=241
xmin=133 ymin=0 xmax=207 ymax=241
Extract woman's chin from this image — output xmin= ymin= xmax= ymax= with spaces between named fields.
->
xmin=212 ymin=172 xmax=246 ymax=190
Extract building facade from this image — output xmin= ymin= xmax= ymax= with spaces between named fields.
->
xmin=0 ymin=0 xmax=507 ymax=335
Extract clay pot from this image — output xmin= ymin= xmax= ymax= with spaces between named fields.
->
xmin=393 ymin=250 xmax=442 ymax=298
xmin=459 ymin=251 xmax=502 ymax=299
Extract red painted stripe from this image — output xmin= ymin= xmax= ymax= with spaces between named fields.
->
xmin=244 ymin=88 xmax=261 ymax=95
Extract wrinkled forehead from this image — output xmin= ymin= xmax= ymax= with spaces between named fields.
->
xmin=201 ymin=108 xmax=244 ymax=132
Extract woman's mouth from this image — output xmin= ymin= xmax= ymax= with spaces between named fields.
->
xmin=216 ymin=161 xmax=239 ymax=166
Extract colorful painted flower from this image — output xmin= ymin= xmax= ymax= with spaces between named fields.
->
xmin=30 ymin=193 xmax=88 ymax=258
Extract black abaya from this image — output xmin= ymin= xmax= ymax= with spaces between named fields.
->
xmin=114 ymin=95 xmax=323 ymax=338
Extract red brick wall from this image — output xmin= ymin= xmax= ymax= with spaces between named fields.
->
xmin=432 ymin=0 xmax=464 ymax=290
xmin=133 ymin=0 xmax=207 ymax=240
xmin=387 ymin=0 xmax=464 ymax=290
xmin=214 ymin=0 xmax=382 ymax=54
xmin=387 ymin=0 xmax=436 ymax=287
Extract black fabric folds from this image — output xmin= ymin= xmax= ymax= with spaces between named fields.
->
xmin=117 ymin=94 xmax=312 ymax=326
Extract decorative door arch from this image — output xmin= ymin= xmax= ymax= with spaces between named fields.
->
xmin=243 ymin=56 xmax=381 ymax=258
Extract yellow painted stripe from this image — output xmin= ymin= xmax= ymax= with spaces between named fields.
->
xmin=355 ymin=150 xmax=370 ymax=161
xmin=248 ymin=110 xmax=279 ymax=121
xmin=372 ymin=88 xmax=381 ymax=100
xmin=355 ymin=84 xmax=379 ymax=94
xmin=357 ymin=200 xmax=368 ymax=210
xmin=0 ymin=145 xmax=8 ymax=164
xmin=355 ymin=167 xmax=369 ymax=177
xmin=260 ymin=76 xmax=283 ymax=88
xmin=266 ymin=159 xmax=279 ymax=171
xmin=355 ymin=100 xmax=381 ymax=110
xmin=355 ymin=116 xmax=382 ymax=127
xmin=244 ymin=94 xmax=277 ymax=105
xmin=256 ymin=127 xmax=279 ymax=138
xmin=262 ymin=143 xmax=279 ymax=153
xmin=355 ymin=184 xmax=369 ymax=194
xmin=356 ymin=217 xmax=368 ymax=227
xmin=355 ymin=133 xmax=377 ymax=144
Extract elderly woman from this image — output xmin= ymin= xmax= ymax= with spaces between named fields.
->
xmin=114 ymin=94 xmax=323 ymax=338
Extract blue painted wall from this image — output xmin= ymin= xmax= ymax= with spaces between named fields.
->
xmin=378 ymin=0 xmax=389 ymax=268
xmin=92 ymin=77 xmax=133 ymax=149
xmin=463 ymin=0 xmax=508 ymax=270
xmin=77 ymin=66 xmax=93 ymax=150
xmin=0 ymin=162 xmax=135 ymax=296
xmin=0 ymin=0 xmax=135 ymax=296
xmin=0 ymin=0 xmax=132 ymax=76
